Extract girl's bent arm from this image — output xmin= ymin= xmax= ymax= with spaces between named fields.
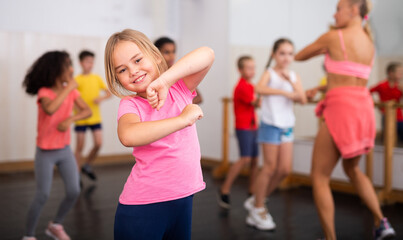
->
xmin=71 ymin=97 xmax=92 ymax=121
xmin=118 ymin=104 xmax=203 ymax=147
xmin=40 ymin=81 xmax=77 ymax=115
xmin=255 ymin=70 xmax=289 ymax=96
xmin=147 ymin=47 xmax=214 ymax=110
xmin=57 ymin=97 xmax=91 ymax=132
xmin=292 ymin=75 xmax=307 ymax=104
xmin=161 ymin=46 xmax=215 ymax=92
xmin=294 ymin=32 xmax=330 ymax=61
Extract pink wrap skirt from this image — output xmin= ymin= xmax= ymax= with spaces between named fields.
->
xmin=315 ymin=86 xmax=376 ymax=159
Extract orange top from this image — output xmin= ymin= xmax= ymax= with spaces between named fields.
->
xmin=36 ymin=87 xmax=80 ymax=150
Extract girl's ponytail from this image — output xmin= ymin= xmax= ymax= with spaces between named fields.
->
xmin=265 ymin=55 xmax=273 ymax=69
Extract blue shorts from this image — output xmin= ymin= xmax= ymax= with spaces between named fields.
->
xmin=257 ymin=122 xmax=294 ymax=145
xmin=114 ymin=195 xmax=193 ymax=240
xmin=236 ymin=129 xmax=258 ymax=157
xmin=74 ymin=123 xmax=102 ymax=132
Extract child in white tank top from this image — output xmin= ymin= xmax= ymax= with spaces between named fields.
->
xmin=244 ymin=38 xmax=306 ymax=231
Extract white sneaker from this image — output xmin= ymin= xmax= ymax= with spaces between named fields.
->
xmin=244 ymin=195 xmax=255 ymax=211
xmin=246 ymin=206 xmax=276 ymax=231
xmin=244 ymin=195 xmax=269 ymax=211
xmin=22 ymin=237 xmax=37 ymax=240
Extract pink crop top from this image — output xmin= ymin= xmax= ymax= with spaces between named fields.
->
xmin=324 ymin=30 xmax=374 ymax=79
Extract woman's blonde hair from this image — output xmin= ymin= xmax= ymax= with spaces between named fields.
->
xmin=348 ymin=0 xmax=373 ymax=41
xmin=104 ymin=29 xmax=168 ymax=97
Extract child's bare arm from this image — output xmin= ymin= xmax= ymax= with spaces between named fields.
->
xmin=291 ymin=75 xmax=307 ymax=104
xmin=57 ymin=97 xmax=92 ymax=132
xmin=94 ymin=90 xmax=112 ymax=104
xmin=40 ymin=79 xmax=77 ymax=115
xmin=255 ymin=70 xmax=290 ymax=96
xmin=118 ymin=104 xmax=203 ymax=147
xmin=147 ymin=47 xmax=214 ymax=110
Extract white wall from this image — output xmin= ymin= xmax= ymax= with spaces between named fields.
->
xmin=0 ymin=0 xmax=179 ymax=162
xmin=372 ymin=0 xmax=403 ymax=56
xmin=0 ymin=0 xmax=229 ymax=162
xmin=177 ymin=0 xmax=230 ymax=160
xmin=0 ymin=0 xmax=402 ymax=164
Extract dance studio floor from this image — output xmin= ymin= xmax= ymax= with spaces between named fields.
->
xmin=1 ymin=162 xmax=401 ymax=240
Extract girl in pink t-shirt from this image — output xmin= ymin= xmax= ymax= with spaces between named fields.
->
xmin=22 ymin=51 xmax=91 ymax=240
xmin=104 ymin=29 xmax=214 ymax=240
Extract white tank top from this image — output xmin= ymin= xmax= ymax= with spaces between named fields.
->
xmin=260 ymin=68 xmax=296 ymax=128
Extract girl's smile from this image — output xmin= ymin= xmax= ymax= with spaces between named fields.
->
xmin=133 ymin=74 xmax=147 ymax=84
xmin=113 ymin=40 xmax=158 ymax=95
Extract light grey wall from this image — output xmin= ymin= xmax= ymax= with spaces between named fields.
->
xmin=371 ymin=0 xmax=403 ymax=56
xmin=177 ymin=0 xmax=230 ymax=160
xmin=0 ymin=0 xmax=401 ymax=163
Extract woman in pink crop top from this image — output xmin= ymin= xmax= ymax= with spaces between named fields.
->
xmin=295 ymin=0 xmax=395 ymax=240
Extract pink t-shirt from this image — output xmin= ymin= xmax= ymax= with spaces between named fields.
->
xmin=117 ymin=80 xmax=205 ymax=205
xmin=36 ymin=87 xmax=80 ymax=150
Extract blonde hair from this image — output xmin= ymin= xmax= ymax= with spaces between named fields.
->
xmin=104 ymin=29 xmax=168 ymax=97
xmin=348 ymin=0 xmax=373 ymax=41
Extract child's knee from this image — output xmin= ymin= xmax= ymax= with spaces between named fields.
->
xmin=278 ymin=167 xmax=291 ymax=179
xmin=35 ymin=191 xmax=50 ymax=205
xmin=240 ymin=156 xmax=252 ymax=165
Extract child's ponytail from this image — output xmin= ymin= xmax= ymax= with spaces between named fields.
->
xmin=265 ymin=55 xmax=273 ymax=69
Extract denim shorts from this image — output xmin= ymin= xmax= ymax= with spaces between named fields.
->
xmin=257 ymin=122 xmax=294 ymax=145
xmin=235 ymin=129 xmax=259 ymax=157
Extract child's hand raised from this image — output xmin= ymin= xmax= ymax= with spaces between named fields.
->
xmin=180 ymin=104 xmax=204 ymax=127
xmin=146 ymin=78 xmax=170 ymax=110
xmin=65 ymin=77 xmax=78 ymax=91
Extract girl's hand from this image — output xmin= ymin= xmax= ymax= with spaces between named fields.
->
xmin=180 ymin=104 xmax=204 ymax=127
xmin=65 ymin=77 xmax=78 ymax=91
xmin=284 ymin=91 xmax=299 ymax=101
xmin=57 ymin=119 xmax=72 ymax=132
xmin=146 ymin=78 xmax=170 ymax=110
xmin=93 ymin=97 xmax=102 ymax=105
xmin=306 ymin=88 xmax=319 ymax=101
xmin=252 ymin=95 xmax=261 ymax=108
xmin=280 ymin=70 xmax=291 ymax=82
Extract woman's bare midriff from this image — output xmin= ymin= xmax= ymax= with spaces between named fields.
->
xmin=327 ymin=73 xmax=368 ymax=90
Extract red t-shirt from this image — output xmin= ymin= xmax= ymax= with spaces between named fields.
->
xmin=370 ymin=80 xmax=403 ymax=121
xmin=233 ymin=78 xmax=257 ymax=130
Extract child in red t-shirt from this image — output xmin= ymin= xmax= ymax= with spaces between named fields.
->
xmin=370 ymin=62 xmax=403 ymax=141
xmin=217 ymin=56 xmax=260 ymax=209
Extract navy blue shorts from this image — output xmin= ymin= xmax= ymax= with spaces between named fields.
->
xmin=74 ymin=123 xmax=102 ymax=132
xmin=114 ymin=195 xmax=193 ymax=240
xmin=235 ymin=129 xmax=258 ymax=157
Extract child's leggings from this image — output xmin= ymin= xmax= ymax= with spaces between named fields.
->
xmin=25 ymin=146 xmax=80 ymax=236
xmin=114 ymin=195 xmax=193 ymax=240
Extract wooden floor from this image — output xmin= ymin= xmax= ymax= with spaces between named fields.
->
xmin=1 ymin=162 xmax=401 ymax=240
